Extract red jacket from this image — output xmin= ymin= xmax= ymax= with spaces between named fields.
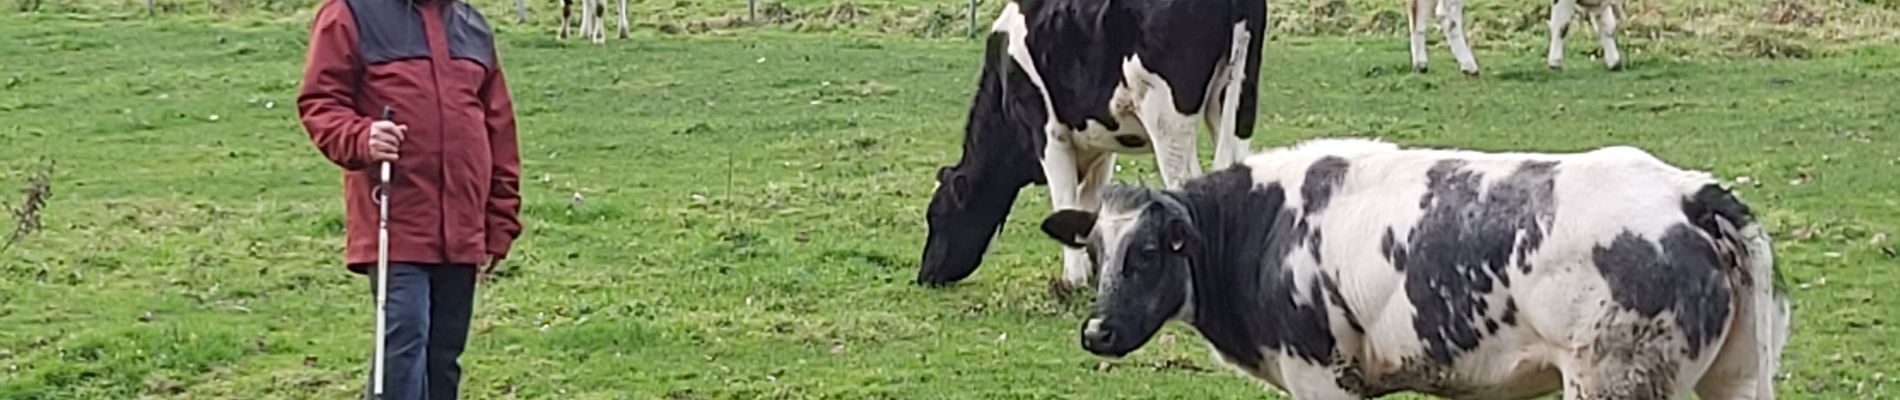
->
xmin=297 ymin=0 xmax=522 ymax=269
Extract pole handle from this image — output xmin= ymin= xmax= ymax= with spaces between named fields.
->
xmin=379 ymin=106 xmax=395 ymax=184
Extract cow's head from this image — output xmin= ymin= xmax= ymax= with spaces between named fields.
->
xmin=916 ymin=32 xmax=1049 ymax=287
xmin=918 ymin=164 xmax=1027 ymax=286
xmin=1041 ymin=185 xmax=1199 ymax=357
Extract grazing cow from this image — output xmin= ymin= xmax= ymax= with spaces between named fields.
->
xmin=559 ymin=0 xmax=628 ymax=43
xmin=916 ymin=0 xmax=1268 ymax=289
xmin=1411 ymin=0 xmax=1624 ymax=74
xmin=1041 ymin=138 xmax=1790 ymax=399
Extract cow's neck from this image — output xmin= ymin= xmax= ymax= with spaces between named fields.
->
xmin=954 ymin=32 xmax=1050 ymax=188
xmin=1174 ymin=167 xmax=1341 ymax=370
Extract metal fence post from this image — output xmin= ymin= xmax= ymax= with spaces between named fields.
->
xmin=749 ymin=0 xmax=757 ymax=22
xmin=968 ymin=0 xmax=977 ymax=37
xmin=515 ymin=0 xmax=527 ymax=23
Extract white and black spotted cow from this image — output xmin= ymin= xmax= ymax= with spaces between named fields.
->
xmin=916 ymin=0 xmax=1268 ymax=288
xmin=1410 ymin=0 xmax=1624 ymax=73
xmin=1041 ymin=139 xmax=1790 ymax=399
xmin=558 ymin=0 xmax=627 ymax=43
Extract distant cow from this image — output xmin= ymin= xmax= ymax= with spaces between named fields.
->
xmin=1041 ymin=139 xmax=1789 ymax=399
xmin=916 ymin=0 xmax=1267 ymax=288
xmin=1410 ymin=0 xmax=1624 ymax=73
xmin=559 ymin=0 xmax=627 ymax=43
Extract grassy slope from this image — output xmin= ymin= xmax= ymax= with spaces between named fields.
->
xmin=1 ymin=14 xmax=1897 ymax=399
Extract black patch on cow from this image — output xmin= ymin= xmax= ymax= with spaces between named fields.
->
xmin=1403 ymin=159 xmax=1559 ymax=363
xmin=1681 ymin=183 xmax=1785 ymax=293
xmin=1016 ymin=0 xmax=1262 ymax=135
xmin=1500 ymin=298 xmax=1518 ymax=326
xmin=1320 ymin=273 xmax=1365 ymax=334
xmin=346 ymin=0 xmax=430 ymax=65
xmin=1302 ymin=156 xmax=1350 ymax=215
xmin=1307 ymin=228 xmax=1324 ymax=264
xmin=1022 ymin=0 xmax=1139 ymax=131
xmin=1115 ymin=134 xmax=1148 ymax=148
xmin=1382 ymin=228 xmax=1407 ymax=271
xmin=1298 ymin=157 xmax=1348 ymax=265
xmin=1172 ymin=166 xmax=1338 ymax=368
xmin=443 ymin=1 xmax=497 ymax=68
xmin=1591 ymin=225 xmax=1733 ymax=358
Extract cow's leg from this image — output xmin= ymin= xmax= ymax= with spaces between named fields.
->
xmin=1408 ymin=0 xmax=1439 ymax=72
xmin=1070 ymin=150 xmax=1115 ymax=286
xmin=577 ymin=0 xmax=593 ymax=41
xmin=558 ymin=0 xmax=573 ymax=39
xmin=1547 ymin=0 xmax=1578 ymax=69
xmin=1205 ymin=87 xmax=1250 ymax=169
xmin=1041 ymin=126 xmax=1092 ymax=290
xmin=591 ymin=0 xmax=607 ymax=44
xmin=1590 ymin=3 xmax=1623 ymax=70
xmin=1437 ymin=0 xmax=1480 ymax=75
xmin=616 ymin=0 xmax=631 ymax=39
xmin=1207 ymin=23 xmax=1254 ymax=169
xmin=1696 ymin=276 xmax=1780 ymax=400
xmin=1137 ymin=90 xmax=1203 ymax=189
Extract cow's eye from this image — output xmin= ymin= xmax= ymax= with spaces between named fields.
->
xmin=1136 ymin=244 xmax=1160 ymax=263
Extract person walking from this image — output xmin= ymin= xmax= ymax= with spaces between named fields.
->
xmin=295 ymin=0 xmax=523 ymax=397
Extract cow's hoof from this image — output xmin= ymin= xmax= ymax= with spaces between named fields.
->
xmin=1461 ymin=69 xmax=1481 ymax=78
xmin=1413 ymin=65 xmax=1430 ymax=74
xmin=1607 ymin=63 xmax=1624 ymax=71
xmin=1547 ymin=63 xmax=1563 ymax=70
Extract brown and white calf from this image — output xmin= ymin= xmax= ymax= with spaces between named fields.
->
xmin=1043 ymin=138 xmax=1790 ymax=399
xmin=1409 ymin=0 xmax=1626 ymax=74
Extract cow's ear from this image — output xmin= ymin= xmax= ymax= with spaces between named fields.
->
xmin=1166 ymin=217 xmax=1199 ymax=254
xmin=1041 ymin=209 xmax=1097 ymax=248
xmin=951 ymin=174 xmax=973 ymax=207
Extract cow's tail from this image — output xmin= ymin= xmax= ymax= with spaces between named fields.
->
xmin=1690 ymin=184 xmax=1789 ymax=399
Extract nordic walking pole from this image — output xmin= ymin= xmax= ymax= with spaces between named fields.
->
xmin=372 ymin=105 xmax=395 ymax=400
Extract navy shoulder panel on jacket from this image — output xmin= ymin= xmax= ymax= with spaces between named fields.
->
xmin=443 ymin=1 xmax=496 ymax=68
xmin=343 ymin=0 xmax=429 ymax=65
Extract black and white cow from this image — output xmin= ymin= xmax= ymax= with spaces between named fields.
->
xmin=559 ymin=0 xmax=627 ymax=43
xmin=1410 ymin=0 xmax=1625 ymax=74
xmin=916 ymin=0 xmax=1268 ymax=288
xmin=1544 ymin=0 xmax=1626 ymax=70
xmin=1041 ymin=138 xmax=1790 ymax=399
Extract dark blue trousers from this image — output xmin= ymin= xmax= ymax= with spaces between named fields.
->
xmin=366 ymin=263 xmax=476 ymax=400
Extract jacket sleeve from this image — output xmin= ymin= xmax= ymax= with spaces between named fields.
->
xmin=296 ymin=0 xmax=374 ymax=171
xmin=481 ymin=56 xmax=524 ymax=259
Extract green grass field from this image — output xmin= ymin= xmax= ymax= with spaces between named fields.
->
xmin=1 ymin=6 xmax=1897 ymax=399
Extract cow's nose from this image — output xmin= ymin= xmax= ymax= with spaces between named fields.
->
xmin=1082 ymin=317 xmax=1115 ymax=350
